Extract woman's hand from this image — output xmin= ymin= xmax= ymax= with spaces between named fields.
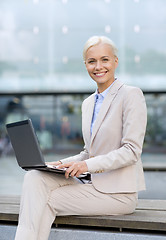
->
xmin=57 ymin=161 xmax=88 ymax=179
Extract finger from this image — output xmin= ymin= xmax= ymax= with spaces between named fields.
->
xmin=75 ymin=171 xmax=82 ymax=178
xmin=70 ymin=168 xmax=78 ymax=178
xmin=57 ymin=162 xmax=72 ymax=169
xmin=68 ymin=163 xmax=82 ymax=178
xmin=65 ymin=167 xmax=73 ymax=179
xmin=56 ymin=163 xmax=66 ymax=169
xmin=65 ymin=163 xmax=79 ymax=178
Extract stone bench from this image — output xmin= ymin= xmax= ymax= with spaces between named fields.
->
xmin=0 ymin=195 xmax=166 ymax=233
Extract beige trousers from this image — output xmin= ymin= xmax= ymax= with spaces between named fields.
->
xmin=15 ymin=170 xmax=137 ymax=240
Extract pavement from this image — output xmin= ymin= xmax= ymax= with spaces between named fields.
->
xmin=1 ymin=226 xmax=166 ymax=240
xmin=0 ymin=153 xmax=166 ymax=199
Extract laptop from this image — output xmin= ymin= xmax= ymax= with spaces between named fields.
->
xmin=6 ymin=119 xmax=68 ymax=175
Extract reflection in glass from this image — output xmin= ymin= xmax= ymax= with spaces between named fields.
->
xmin=0 ymin=0 xmax=166 ymax=92
xmin=0 ymin=93 xmax=166 ymax=159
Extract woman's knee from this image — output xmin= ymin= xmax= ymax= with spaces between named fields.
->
xmin=23 ymin=170 xmax=44 ymax=187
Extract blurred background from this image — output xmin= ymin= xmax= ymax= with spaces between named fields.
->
xmin=0 ymin=0 xmax=166 ymax=198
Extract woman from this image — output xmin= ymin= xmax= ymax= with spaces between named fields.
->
xmin=15 ymin=36 xmax=147 ymax=240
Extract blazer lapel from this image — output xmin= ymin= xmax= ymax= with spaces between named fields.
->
xmin=83 ymin=94 xmax=95 ymax=144
xmin=90 ymin=81 xmax=124 ymax=146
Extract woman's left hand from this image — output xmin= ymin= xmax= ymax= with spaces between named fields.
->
xmin=57 ymin=161 xmax=88 ymax=179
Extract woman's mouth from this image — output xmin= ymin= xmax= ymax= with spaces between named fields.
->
xmin=94 ymin=71 xmax=107 ymax=77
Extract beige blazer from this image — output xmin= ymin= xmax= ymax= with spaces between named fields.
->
xmin=61 ymin=80 xmax=147 ymax=194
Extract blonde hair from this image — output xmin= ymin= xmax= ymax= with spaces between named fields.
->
xmin=83 ymin=36 xmax=118 ymax=61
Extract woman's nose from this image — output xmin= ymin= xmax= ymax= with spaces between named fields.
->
xmin=95 ymin=61 xmax=102 ymax=70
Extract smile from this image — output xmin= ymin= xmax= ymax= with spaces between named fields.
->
xmin=94 ymin=71 xmax=107 ymax=77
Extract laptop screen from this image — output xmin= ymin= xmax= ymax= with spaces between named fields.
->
xmin=6 ymin=119 xmax=45 ymax=168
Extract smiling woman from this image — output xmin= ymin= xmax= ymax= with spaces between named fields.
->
xmin=14 ymin=36 xmax=147 ymax=240
xmin=84 ymin=36 xmax=118 ymax=93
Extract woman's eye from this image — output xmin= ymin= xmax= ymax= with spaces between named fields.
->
xmin=102 ymin=58 xmax=108 ymax=62
xmin=88 ymin=60 xmax=95 ymax=64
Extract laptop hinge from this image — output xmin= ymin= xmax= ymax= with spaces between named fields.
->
xmin=23 ymin=166 xmax=46 ymax=170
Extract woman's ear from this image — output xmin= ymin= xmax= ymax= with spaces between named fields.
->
xmin=115 ymin=57 xmax=118 ymax=68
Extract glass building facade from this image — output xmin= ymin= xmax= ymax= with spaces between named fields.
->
xmin=0 ymin=0 xmax=166 ymax=93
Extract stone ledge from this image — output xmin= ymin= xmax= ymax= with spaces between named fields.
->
xmin=0 ymin=196 xmax=166 ymax=232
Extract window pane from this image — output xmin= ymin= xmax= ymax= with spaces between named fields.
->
xmin=0 ymin=0 xmax=166 ymax=92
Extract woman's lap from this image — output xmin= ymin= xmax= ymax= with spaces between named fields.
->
xmin=24 ymin=170 xmax=137 ymax=217
xmin=47 ymin=179 xmax=137 ymax=216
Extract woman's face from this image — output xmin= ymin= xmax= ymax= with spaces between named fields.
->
xmin=85 ymin=43 xmax=118 ymax=92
